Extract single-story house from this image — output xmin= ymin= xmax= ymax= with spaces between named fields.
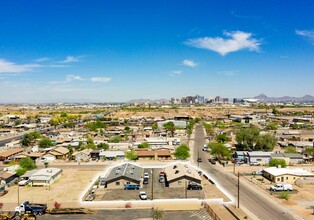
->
xmin=0 ymin=148 xmax=23 ymax=161
xmin=284 ymin=153 xmax=304 ymax=164
xmin=141 ymin=138 xmax=168 ymax=147
xmin=0 ymin=171 xmax=17 ymax=185
xmin=14 ymin=152 xmax=44 ymax=162
xmin=135 ymin=150 xmax=172 ymax=160
xmin=49 ymin=146 xmax=69 ymax=159
xmin=29 ymin=168 xmax=62 ymax=186
xmin=233 ymin=151 xmax=248 ymax=162
xmin=72 ymin=149 xmax=93 ymax=162
xmin=99 ymin=150 xmax=125 ymax=160
xmin=263 ymin=167 xmax=314 ymax=183
xmin=247 ymin=151 xmax=272 ymax=164
xmin=102 ymin=163 xmax=143 ymax=189
xmin=164 ymin=163 xmax=202 ymax=188
xmin=90 ymin=150 xmax=100 ymax=160
xmin=20 ymin=169 xmax=39 ymax=180
xmin=5 ymin=140 xmax=21 ymax=148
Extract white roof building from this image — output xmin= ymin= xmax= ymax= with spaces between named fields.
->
xmin=29 ymin=168 xmax=62 ymax=186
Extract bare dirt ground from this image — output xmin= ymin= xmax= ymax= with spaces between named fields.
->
xmin=0 ymin=169 xmax=99 ymax=211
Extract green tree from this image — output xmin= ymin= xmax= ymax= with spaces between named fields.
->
xmin=266 ymin=122 xmax=278 ymax=130
xmin=152 ymin=123 xmax=158 ymax=132
xmin=39 ymin=137 xmax=53 ymax=148
xmin=304 ymin=147 xmax=314 ymax=157
xmin=20 ymin=157 xmax=37 ymax=170
xmin=21 ymin=131 xmax=41 ymax=147
xmin=163 ymin=121 xmax=176 ymax=137
xmin=138 ymin=142 xmax=150 ymax=149
xmin=67 ymin=145 xmax=74 ymax=159
xmin=109 ymin=135 xmax=122 ymax=143
xmin=97 ymin=143 xmax=109 ymax=150
xmin=236 ymin=126 xmax=260 ymax=150
xmin=269 ymin=158 xmax=286 ymax=168
xmin=209 ymin=142 xmax=230 ymax=159
xmin=284 ymin=146 xmax=297 ymax=153
xmin=272 ymin=108 xmax=280 ymax=115
xmin=255 ymin=133 xmax=277 ymax=151
xmin=174 ymin=144 xmax=190 ymax=159
xmin=125 ymin=150 xmax=138 ymax=160
xmin=215 ymin=134 xmax=230 ymax=143
xmin=16 ymin=168 xmax=27 ymax=177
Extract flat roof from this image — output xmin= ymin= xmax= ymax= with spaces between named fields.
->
xmin=264 ymin=167 xmax=314 ymax=177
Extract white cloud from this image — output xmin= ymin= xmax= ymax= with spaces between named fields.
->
xmin=172 ymin=70 xmax=183 ymax=75
xmin=49 ymin=64 xmax=70 ymax=68
xmin=182 ymin=59 xmax=198 ymax=68
xmin=66 ymin=75 xmax=83 ymax=82
xmin=185 ymin=31 xmax=261 ymax=56
xmin=170 ymin=70 xmax=183 ymax=76
xmin=0 ymin=59 xmax=41 ymax=73
xmin=218 ymin=70 xmax=237 ymax=77
xmin=295 ymin=29 xmax=314 ymax=44
xmin=34 ymin=57 xmax=49 ymax=63
xmin=90 ymin=77 xmax=112 ymax=83
xmin=59 ymin=55 xmax=81 ymax=63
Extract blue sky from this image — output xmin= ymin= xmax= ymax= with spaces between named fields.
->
xmin=0 ymin=0 xmax=314 ymax=103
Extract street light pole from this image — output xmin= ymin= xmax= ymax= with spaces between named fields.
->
xmin=237 ymin=172 xmax=240 ymax=208
xmin=151 ymin=169 xmax=154 ymax=200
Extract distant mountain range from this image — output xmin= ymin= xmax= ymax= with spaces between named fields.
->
xmin=253 ymin=94 xmax=314 ymax=103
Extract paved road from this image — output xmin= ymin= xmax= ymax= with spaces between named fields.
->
xmin=0 ymin=134 xmax=25 ymax=147
xmin=193 ymin=123 xmax=298 ymax=220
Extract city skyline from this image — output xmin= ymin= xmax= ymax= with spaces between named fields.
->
xmin=0 ymin=1 xmax=314 ymax=103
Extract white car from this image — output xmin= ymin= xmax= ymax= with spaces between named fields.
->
xmin=18 ymin=179 xmax=30 ymax=186
xmin=250 ymin=161 xmax=261 ymax=166
xmin=270 ymin=183 xmax=293 ymax=191
xmin=139 ymin=191 xmax=148 ymax=200
xmin=144 ymin=173 xmax=149 ymax=179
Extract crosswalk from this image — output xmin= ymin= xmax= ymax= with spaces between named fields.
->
xmin=189 ymin=209 xmax=213 ymax=220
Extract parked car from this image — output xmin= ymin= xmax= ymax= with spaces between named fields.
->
xmin=18 ymin=179 xmax=30 ymax=186
xmin=270 ymin=183 xmax=293 ymax=191
xmin=208 ymin=158 xmax=216 ymax=164
xmin=197 ymin=158 xmax=203 ymax=162
xmin=250 ymin=161 xmax=261 ymax=166
xmin=159 ymin=171 xmax=166 ymax=176
xmin=139 ymin=191 xmax=148 ymax=200
xmin=235 ymin=160 xmax=244 ymax=165
xmin=144 ymin=172 xmax=149 ymax=179
xmin=124 ymin=185 xmax=140 ymax=190
xmin=187 ymin=184 xmax=202 ymax=190
xmin=143 ymin=178 xmax=149 ymax=185
xmin=159 ymin=176 xmax=165 ymax=183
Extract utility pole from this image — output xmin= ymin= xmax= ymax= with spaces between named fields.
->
xmin=233 ymin=162 xmax=235 ymax=174
xmin=237 ymin=172 xmax=240 ymax=208
xmin=185 ymin=181 xmax=187 ymax=198
xmin=151 ymin=169 xmax=154 ymax=200
xmin=17 ymin=184 xmax=20 ymax=206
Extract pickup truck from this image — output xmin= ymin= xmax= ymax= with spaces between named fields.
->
xmin=15 ymin=201 xmax=47 ymax=215
xmin=270 ymin=183 xmax=293 ymax=191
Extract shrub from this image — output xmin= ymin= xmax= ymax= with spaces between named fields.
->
xmin=278 ymin=192 xmax=290 ymax=200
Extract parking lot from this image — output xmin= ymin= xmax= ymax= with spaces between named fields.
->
xmin=95 ymin=168 xmax=205 ymax=201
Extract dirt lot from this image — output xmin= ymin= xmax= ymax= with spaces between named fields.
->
xmin=0 ymin=169 xmax=99 ymax=211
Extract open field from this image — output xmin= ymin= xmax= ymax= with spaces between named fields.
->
xmin=0 ymin=169 xmax=99 ymax=211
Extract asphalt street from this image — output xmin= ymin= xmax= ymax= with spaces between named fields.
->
xmin=193 ymin=123 xmax=298 ymax=220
